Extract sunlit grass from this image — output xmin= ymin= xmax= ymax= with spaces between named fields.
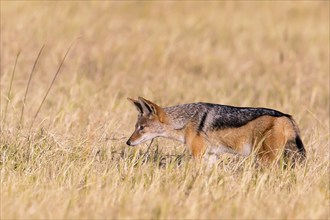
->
xmin=1 ymin=2 xmax=329 ymax=219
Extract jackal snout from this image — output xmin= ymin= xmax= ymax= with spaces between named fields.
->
xmin=126 ymin=139 xmax=132 ymax=146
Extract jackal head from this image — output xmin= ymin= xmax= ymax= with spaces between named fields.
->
xmin=126 ymin=97 xmax=167 ymax=146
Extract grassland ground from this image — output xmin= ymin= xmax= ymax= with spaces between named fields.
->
xmin=1 ymin=2 xmax=329 ymax=219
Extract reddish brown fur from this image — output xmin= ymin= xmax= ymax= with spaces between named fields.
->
xmin=207 ymin=115 xmax=296 ymax=163
xmin=185 ymin=124 xmax=207 ymax=158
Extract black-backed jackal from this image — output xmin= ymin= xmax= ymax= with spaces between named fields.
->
xmin=126 ymin=97 xmax=306 ymax=165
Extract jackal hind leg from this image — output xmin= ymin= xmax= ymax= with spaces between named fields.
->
xmin=258 ymin=128 xmax=287 ymax=166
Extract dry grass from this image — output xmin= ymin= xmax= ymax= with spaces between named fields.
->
xmin=1 ymin=2 xmax=329 ymax=219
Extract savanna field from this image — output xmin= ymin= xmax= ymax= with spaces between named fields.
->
xmin=1 ymin=2 xmax=329 ymax=219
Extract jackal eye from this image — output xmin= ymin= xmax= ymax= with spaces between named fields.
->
xmin=138 ymin=125 xmax=145 ymax=130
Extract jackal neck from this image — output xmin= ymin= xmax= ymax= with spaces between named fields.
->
xmin=163 ymin=104 xmax=201 ymax=130
xmin=161 ymin=128 xmax=186 ymax=143
xmin=160 ymin=104 xmax=202 ymax=144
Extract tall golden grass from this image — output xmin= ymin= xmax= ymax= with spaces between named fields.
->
xmin=1 ymin=2 xmax=329 ymax=219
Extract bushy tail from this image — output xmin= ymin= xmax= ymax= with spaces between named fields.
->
xmin=284 ymin=135 xmax=306 ymax=167
xmin=295 ymin=135 xmax=306 ymax=159
xmin=286 ymin=117 xmax=306 ymax=161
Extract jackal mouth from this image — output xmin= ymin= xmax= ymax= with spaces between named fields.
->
xmin=126 ymin=135 xmax=153 ymax=146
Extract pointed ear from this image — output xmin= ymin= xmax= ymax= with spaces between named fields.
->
xmin=127 ymin=97 xmax=143 ymax=115
xmin=138 ymin=97 xmax=167 ymax=123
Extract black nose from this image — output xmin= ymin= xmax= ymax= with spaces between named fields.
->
xmin=126 ymin=140 xmax=131 ymax=146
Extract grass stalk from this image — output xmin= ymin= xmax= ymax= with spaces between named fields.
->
xmin=29 ymin=42 xmax=75 ymax=132
xmin=3 ymin=51 xmax=20 ymax=127
xmin=18 ymin=45 xmax=45 ymax=129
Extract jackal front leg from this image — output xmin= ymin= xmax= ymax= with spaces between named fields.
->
xmin=185 ymin=131 xmax=207 ymax=159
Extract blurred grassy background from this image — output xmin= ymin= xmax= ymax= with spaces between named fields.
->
xmin=1 ymin=1 xmax=329 ymax=219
